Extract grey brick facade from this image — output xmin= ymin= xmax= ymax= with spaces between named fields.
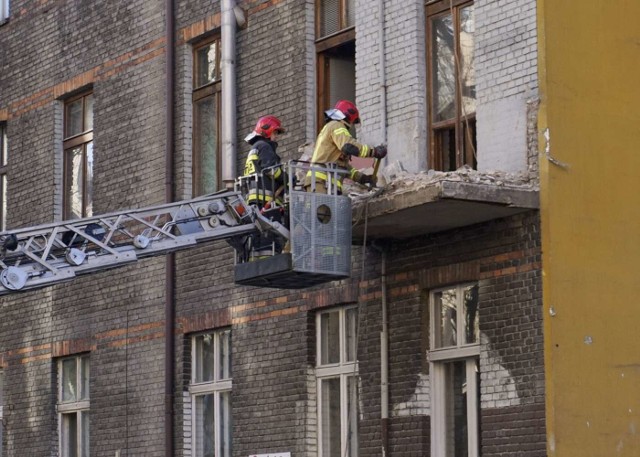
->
xmin=0 ymin=1 xmax=545 ymax=456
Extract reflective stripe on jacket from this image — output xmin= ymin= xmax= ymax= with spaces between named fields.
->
xmin=304 ymin=120 xmax=373 ymax=188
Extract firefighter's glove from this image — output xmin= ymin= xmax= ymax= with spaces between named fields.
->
xmin=372 ymin=144 xmax=388 ymax=159
xmin=358 ymin=174 xmax=377 ymax=186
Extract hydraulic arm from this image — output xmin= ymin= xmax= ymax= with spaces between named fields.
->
xmin=0 ymin=190 xmax=288 ymax=296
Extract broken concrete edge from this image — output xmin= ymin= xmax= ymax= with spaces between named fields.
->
xmin=350 ymin=178 xmax=539 ymax=223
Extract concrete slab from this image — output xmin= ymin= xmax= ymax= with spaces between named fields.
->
xmin=352 ymin=180 xmax=539 ymax=240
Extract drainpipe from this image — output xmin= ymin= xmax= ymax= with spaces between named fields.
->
xmin=377 ymin=0 xmax=387 ymax=146
xmin=221 ymin=0 xmax=238 ymax=188
xmin=380 ymin=249 xmax=389 ymax=456
xmin=164 ymin=0 xmax=176 ymax=454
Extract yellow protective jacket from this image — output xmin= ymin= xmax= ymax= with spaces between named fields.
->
xmin=305 ymin=120 xmax=373 ymax=192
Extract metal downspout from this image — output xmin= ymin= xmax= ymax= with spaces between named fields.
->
xmin=380 ymin=248 xmax=389 ymax=456
xmin=221 ymin=0 xmax=237 ymax=188
xmin=164 ymin=0 xmax=176 ymax=454
xmin=377 ymin=1 xmax=389 ymax=454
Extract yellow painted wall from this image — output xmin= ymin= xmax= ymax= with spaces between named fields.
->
xmin=538 ymin=1 xmax=640 ymax=455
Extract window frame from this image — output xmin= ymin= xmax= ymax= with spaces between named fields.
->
xmin=192 ymin=36 xmax=222 ymax=197
xmin=189 ymin=329 xmax=232 ymax=457
xmin=316 ymin=305 xmax=359 ymax=457
xmin=428 ymin=283 xmax=480 ymax=457
xmin=0 ymin=123 xmax=7 ymax=231
xmin=63 ymin=91 xmax=94 ymax=220
xmin=57 ymin=354 xmax=90 ymax=457
xmin=426 ymin=0 xmax=477 ymax=171
xmin=315 ymin=0 xmax=356 ymax=133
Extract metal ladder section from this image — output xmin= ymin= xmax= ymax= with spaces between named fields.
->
xmin=0 ymin=191 xmax=289 ymax=296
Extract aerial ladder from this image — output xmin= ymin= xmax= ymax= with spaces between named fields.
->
xmin=0 ymin=162 xmax=353 ymax=296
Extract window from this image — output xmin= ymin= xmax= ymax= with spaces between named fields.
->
xmin=57 ymin=355 xmax=90 ymax=457
xmin=0 ymin=123 xmax=7 ymax=231
xmin=63 ymin=92 xmax=94 ymax=220
xmin=427 ymin=0 xmax=476 ymax=171
xmin=193 ymin=37 xmax=221 ymax=196
xmin=190 ymin=329 xmax=232 ymax=457
xmin=0 ymin=0 xmax=9 ymax=23
xmin=316 ymin=306 xmax=358 ymax=457
xmin=429 ymin=283 xmax=480 ymax=457
xmin=315 ymin=0 xmax=356 ymax=132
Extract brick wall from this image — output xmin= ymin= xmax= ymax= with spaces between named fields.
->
xmin=475 ymin=0 xmax=539 ymax=173
xmin=0 ymin=1 xmax=544 ymax=456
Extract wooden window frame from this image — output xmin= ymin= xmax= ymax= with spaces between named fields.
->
xmin=426 ymin=0 xmax=476 ymax=171
xmin=63 ymin=91 xmax=94 ymax=220
xmin=192 ymin=36 xmax=222 ymax=196
xmin=315 ymin=0 xmax=356 ymax=133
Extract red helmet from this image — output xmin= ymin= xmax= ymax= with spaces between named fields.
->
xmin=334 ymin=100 xmax=360 ymax=125
xmin=252 ymin=115 xmax=285 ymax=140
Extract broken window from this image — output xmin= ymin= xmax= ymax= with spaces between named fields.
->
xmin=316 ymin=306 xmax=358 ymax=457
xmin=429 ymin=283 xmax=480 ymax=457
xmin=316 ymin=0 xmax=356 ymax=133
xmin=190 ymin=329 xmax=232 ymax=457
xmin=63 ymin=91 xmax=94 ymax=220
xmin=427 ymin=0 xmax=477 ymax=171
xmin=193 ymin=36 xmax=221 ymax=196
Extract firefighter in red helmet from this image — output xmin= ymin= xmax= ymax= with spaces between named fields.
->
xmin=241 ymin=115 xmax=287 ymax=259
xmin=304 ymin=100 xmax=387 ymax=194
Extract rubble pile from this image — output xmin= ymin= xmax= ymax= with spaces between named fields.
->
xmin=348 ymin=161 xmax=538 ymax=201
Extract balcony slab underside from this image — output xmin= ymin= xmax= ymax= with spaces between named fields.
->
xmin=352 ymin=181 xmax=539 ymax=240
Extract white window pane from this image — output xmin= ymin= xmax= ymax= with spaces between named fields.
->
xmin=320 ymin=312 xmax=340 ymax=365
xmin=85 ymin=142 xmax=93 ymax=218
xmin=194 ymin=95 xmax=219 ymax=195
xmin=80 ymin=357 xmax=90 ymax=400
xmin=432 ymin=13 xmax=456 ymax=122
xmin=84 ymin=94 xmax=94 ymax=132
xmin=321 ymin=377 xmax=341 ymax=457
xmin=195 ymin=394 xmax=215 ymax=457
xmin=62 ymin=359 xmax=77 ymax=402
xmin=65 ymin=99 xmax=84 ymax=138
xmin=81 ymin=411 xmax=90 ymax=457
xmin=218 ymin=330 xmax=232 ymax=380
xmin=1 ymin=123 xmax=7 ymax=165
xmin=65 ymin=147 xmax=84 ymax=220
xmin=459 ymin=5 xmax=476 ymax=116
xmin=434 ymin=289 xmax=457 ymax=348
xmin=62 ymin=412 xmax=78 ymax=457
xmin=444 ymin=361 xmax=468 ymax=457
xmin=463 ymin=285 xmax=479 ymax=344
xmin=1 ymin=174 xmax=6 ymax=232
xmin=345 ymin=308 xmax=358 ymax=362
xmin=347 ymin=375 xmax=358 ymax=457
xmin=320 ymin=0 xmax=339 ymax=36
xmin=219 ymin=390 xmax=232 ymax=457
xmin=196 ymin=42 xmax=218 ymax=87
xmin=195 ymin=334 xmax=215 ymax=383
xmin=328 ymin=54 xmax=355 ymax=109
xmin=346 ymin=0 xmax=355 ymax=28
